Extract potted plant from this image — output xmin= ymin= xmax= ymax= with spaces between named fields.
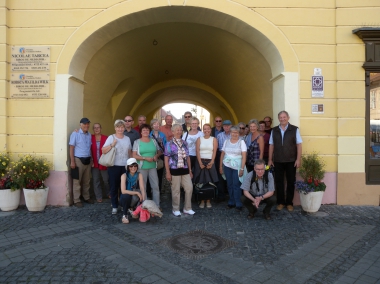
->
xmin=0 ymin=152 xmax=20 ymax=211
xmin=13 ymin=154 xmax=52 ymax=212
xmin=295 ymin=152 xmax=326 ymax=212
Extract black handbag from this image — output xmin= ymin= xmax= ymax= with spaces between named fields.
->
xmin=193 ymin=183 xmax=216 ymax=201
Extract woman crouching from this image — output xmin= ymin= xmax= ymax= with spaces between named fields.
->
xmin=119 ymin=158 xmax=146 ymax=224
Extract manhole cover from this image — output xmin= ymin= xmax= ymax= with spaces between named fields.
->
xmin=158 ymin=230 xmax=236 ymax=259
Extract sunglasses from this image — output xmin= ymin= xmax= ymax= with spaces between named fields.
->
xmin=215 ymin=120 xmax=222 ymax=122
xmin=185 ymin=116 xmax=191 ymax=118
xmin=124 ymin=120 xmax=133 ymax=122
xmin=239 ymin=127 xmax=245 ymax=130
xmin=129 ymin=164 xmax=138 ymax=168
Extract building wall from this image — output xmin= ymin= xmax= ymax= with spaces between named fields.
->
xmin=1 ymin=0 xmax=380 ymax=205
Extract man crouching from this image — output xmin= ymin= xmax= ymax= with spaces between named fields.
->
xmin=240 ymin=159 xmax=276 ymax=220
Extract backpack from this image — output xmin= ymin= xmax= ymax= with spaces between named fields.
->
xmin=250 ymin=169 xmax=269 ymax=191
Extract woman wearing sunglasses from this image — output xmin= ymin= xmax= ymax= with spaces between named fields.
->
xmin=120 ymin=158 xmax=146 ymax=224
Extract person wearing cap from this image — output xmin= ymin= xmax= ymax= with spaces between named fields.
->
xmin=215 ymin=119 xmax=232 ymax=201
xmin=102 ymin=119 xmax=132 ymax=215
xmin=119 ymin=158 xmax=146 ymax=224
xmin=69 ymin=117 xmax=94 ymax=207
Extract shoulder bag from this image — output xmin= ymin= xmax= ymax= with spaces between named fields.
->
xmin=99 ymin=135 xmax=116 ymax=167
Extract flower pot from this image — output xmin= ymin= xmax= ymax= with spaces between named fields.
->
xmin=299 ymin=191 xmax=324 ymax=213
xmin=23 ymin=187 xmax=49 ymax=212
xmin=0 ymin=189 xmax=20 ymax=211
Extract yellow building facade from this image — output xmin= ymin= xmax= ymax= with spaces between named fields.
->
xmin=1 ymin=0 xmax=380 ymax=206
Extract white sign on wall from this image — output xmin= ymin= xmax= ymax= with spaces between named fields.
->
xmin=11 ymin=46 xmax=50 ymax=71
xmin=10 ymin=73 xmax=49 ymax=98
xmin=312 ymin=104 xmax=324 ymax=114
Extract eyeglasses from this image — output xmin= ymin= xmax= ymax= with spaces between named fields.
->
xmin=215 ymin=120 xmax=222 ymax=122
xmin=239 ymin=127 xmax=245 ymax=130
xmin=124 ymin=120 xmax=132 ymax=122
xmin=185 ymin=116 xmax=191 ymax=118
xmin=129 ymin=164 xmax=138 ymax=168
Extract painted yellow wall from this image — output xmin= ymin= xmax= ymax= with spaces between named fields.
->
xmin=1 ymin=0 xmax=380 ymax=204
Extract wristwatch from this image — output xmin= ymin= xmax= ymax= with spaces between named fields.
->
xmin=261 ymin=195 xmax=264 ymax=200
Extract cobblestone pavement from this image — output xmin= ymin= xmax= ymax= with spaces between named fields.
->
xmin=0 ymin=194 xmax=380 ymax=284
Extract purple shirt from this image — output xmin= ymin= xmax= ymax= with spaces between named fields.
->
xmin=164 ymin=139 xmax=190 ymax=169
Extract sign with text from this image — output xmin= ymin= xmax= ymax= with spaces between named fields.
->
xmin=312 ymin=104 xmax=324 ymax=114
xmin=11 ymin=46 xmax=50 ymax=71
xmin=311 ymin=75 xmax=324 ymax=97
xmin=10 ymin=73 xmax=49 ymax=98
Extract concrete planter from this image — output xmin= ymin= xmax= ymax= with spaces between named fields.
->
xmin=299 ymin=191 xmax=324 ymax=213
xmin=0 ymin=189 xmax=20 ymax=211
xmin=23 ymin=187 xmax=49 ymax=212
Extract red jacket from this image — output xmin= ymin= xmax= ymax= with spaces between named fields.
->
xmin=91 ymin=134 xmax=108 ymax=170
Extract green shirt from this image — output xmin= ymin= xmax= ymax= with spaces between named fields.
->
xmin=139 ymin=140 xmax=156 ymax=169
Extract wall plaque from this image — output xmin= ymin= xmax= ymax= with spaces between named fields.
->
xmin=11 ymin=46 xmax=50 ymax=71
xmin=10 ymin=73 xmax=49 ymax=98
xmin=312 ymin=104 xmax=324 ymax=114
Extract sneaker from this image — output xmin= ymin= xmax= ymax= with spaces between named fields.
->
xmin=172 ymin=210 xmax=181 ymax=217
xmin=276 ymin=204 xmax=285 ymax=211
xmin=199 ymin=201 xmax=205 ymax=208
xmin=74 ymin=202 xmax=83 ymax=208
xmin=287 ymin=205 xmax=294 ymax=212
xmin=206 ymin=201 xmax=212 ymax=208
xmin=183 ymin=209 xmax=195 ymax=215
xmin=122 ymin=215 xmax=129 ymax=224
xmin=112 ymin=208 xmax=118 ymax=215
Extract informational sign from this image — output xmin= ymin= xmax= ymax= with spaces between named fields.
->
xmin=10 ymin=73 xmax=49 ymax=98
xmin=11 ymin=46 xmax=50 ymax=71
xmin=312 ymin=76 xmax=324 ymax=97
xmin=312 ymin=104 xmax=324 ymax=114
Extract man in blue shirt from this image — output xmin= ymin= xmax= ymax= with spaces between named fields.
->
xmin=69 ymin=117 xmax=94 ymax=207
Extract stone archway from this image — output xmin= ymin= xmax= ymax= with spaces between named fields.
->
xmin=53 ymin=2 xmax=299 ymax=201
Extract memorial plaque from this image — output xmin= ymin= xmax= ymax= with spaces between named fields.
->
xmin=312 ymin=104 xmax=324 ymax=114
xmin=11 ymin=46 xmax=50 ymax=71
xmin=312 ymin=75 xmax=324 ymax=97
xmin=10 ymin=73 xmax=49 ymax=98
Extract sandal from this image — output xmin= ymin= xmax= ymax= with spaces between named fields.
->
xmin=122 ymin=215 xmax=129 ymax=224
xmin=97 ymin=199 xmax=103 ymax=203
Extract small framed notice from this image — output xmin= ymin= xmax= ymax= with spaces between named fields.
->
xmin=312 ymin=104 xmax=324 ymax=114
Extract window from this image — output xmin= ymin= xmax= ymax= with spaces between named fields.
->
xmin=353 ymin=28 xmax=380 ymax=184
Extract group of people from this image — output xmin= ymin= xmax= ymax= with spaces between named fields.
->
xmin=69 ymin=109 xmax=302 ymax=222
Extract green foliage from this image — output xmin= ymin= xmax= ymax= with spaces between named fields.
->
xmin=299 ymin=152 xmax=326 ymax=182
xmin=0 ymin=152 xmax=11 ymax=177
xmin=296 ymin=152 xmax=327 ymax=194
xmin=12 ymin=154 xmax=52 ymax=189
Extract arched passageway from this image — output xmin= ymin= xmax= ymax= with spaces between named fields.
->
xmin=54 ymin=3 xmax=299 ymax=171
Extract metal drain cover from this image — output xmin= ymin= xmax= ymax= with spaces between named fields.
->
xmin=158 ymin=230 xmax=235 ymax=259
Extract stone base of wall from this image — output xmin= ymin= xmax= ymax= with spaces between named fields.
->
xmin=337 ymin=173 xmax=380 ymax=206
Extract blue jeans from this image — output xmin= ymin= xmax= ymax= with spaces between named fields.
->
xmin=223 ymin=165 xmax=242 ymax=207
xmin=107 ymin=166 xmax=125 ymax=208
